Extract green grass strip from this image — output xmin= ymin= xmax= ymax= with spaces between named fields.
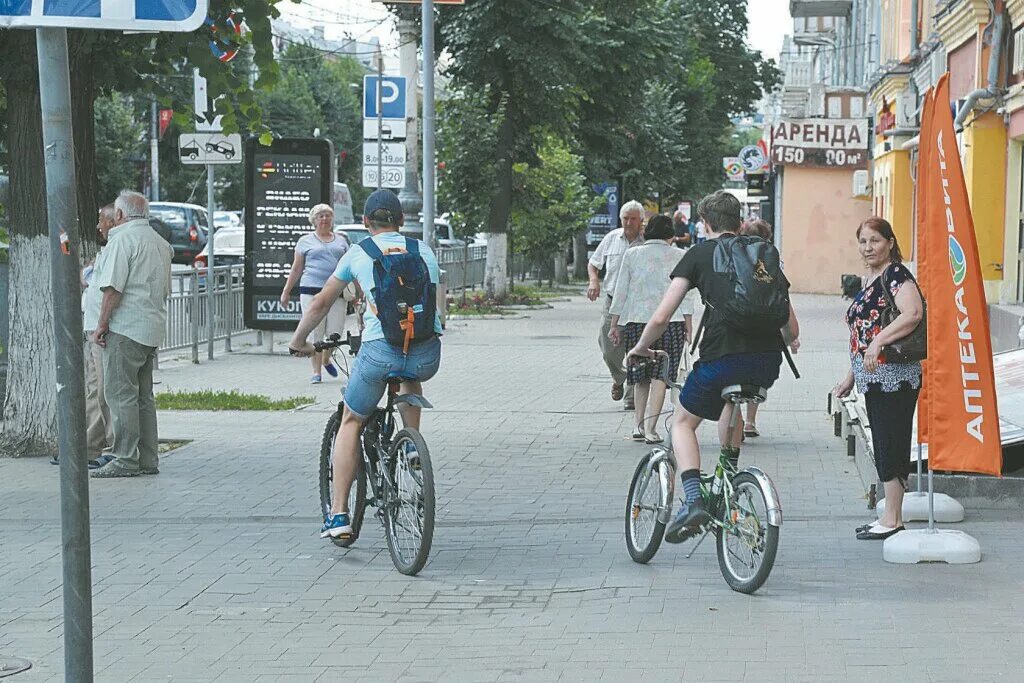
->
xmin=155 ymin=390 xmax=314 ymax=411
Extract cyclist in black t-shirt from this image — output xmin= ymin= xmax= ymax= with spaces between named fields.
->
xmin=626 ymin=191 xmax=800 ymax=544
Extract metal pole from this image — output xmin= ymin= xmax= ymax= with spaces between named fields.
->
xmin=191 ymin=270 xmax=200 ymax=364
xmin=150 ymin=98 xmax=160 ymax=201
xmin=422 ymin=0 xmax=436 ymax=247
xmin=376 ymin=50 xmax=383 ymax=191
xmin=35 ymin=27 xmax=94 ymax=682
xmin=224 ymin=266 xmax=233 ymax=353
xmin=916 ymin=442 xmax=923 ymax=493
xmin=206 ymin=165 xmax=215 ymax=360
xmin=927 ymin=468 xmax=935 ymax=531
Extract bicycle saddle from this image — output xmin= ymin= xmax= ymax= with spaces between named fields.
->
xmin=384 ymin=371 xmax=420 ymax=382
xmin=720 ymin=384 xmax=768 ymax=403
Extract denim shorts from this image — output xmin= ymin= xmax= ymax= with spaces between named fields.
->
xmin=679 ymin=352 xmax=782 ymax=421
xmin=343 ymin=337 xmax=441 ymax=418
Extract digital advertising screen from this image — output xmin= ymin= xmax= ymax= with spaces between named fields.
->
xmin=244 ymin=137 xmax=333 ymax=331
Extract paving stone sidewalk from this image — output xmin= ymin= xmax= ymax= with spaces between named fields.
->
xmin=1 ymin=293 xmax=1022 ymax=682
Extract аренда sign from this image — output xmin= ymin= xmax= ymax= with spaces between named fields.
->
xmin=769 ymin=118 xmax=868 ymax=169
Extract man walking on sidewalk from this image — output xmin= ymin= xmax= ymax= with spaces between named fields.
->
xmin=90 ymin=190 xmax=173 ymax=478
xmin=587 ymin=200 xmax=644 ymax=410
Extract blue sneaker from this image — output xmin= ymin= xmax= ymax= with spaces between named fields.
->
xmin=310 ymin=374 xmax=322 ymax=384
xmin=320 ymin=512 xmax=353 ymax=539
xmin=665 ymin=497 xmax=710 ymax=544
xmin=324 ymin=363 xmax=338 ymax=378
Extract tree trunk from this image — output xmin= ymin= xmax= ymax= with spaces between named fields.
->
xmin=483 ymin=233 xmax=508 ymax=301
xmin=69 ymin=30 xmax=98 ymax=259
xmin=572 ymin=231 xmax=588 ymax=280
xmin=483 ymin=111 xmax=514 ymax=298
xmin=554 ymin=249 xmax=568 ymax=285
xmin=1 ymin=33 xmax=57 ymax=456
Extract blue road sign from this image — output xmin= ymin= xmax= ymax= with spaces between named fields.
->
xmin=0 ymin=0 xmax=208 ymax=31
xmin=363 ymin=76 xmax=408 ymax=121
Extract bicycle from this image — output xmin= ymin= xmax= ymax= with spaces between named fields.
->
xmin=624 ymin=351 xmax=783 ymax=594
xmin=314 ymin=332 xmax=436 ymax=576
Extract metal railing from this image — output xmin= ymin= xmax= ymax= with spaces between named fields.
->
xmin=164 ymin=264 xmax=246 ymax=360
xmin=162 ymin=249 xmax=487 ymax=361
xmin=436 ymin=243 xmax=487 ymax=291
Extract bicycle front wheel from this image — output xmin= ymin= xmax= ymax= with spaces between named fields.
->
xmin=383 ymin=428 xmax=435 ymax=576
xmin=319 ymin=410 xmax=366 ymax=548
xmin=715 ymin=471 xmax=779 ymax=594
xmin=625 ymin=452 xmax=670 ymax=564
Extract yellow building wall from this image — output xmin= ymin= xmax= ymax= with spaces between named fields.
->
xmin=872 ymin=149 xmax=914 ymax=257
xmin=962 ymin=111 xmax=1007 ymax=282
xmin=780 ymin=166 xmax=873 ymax=294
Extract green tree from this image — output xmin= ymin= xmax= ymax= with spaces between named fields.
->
xmin=0 ymin=1 xmax=283 ymax=456
xmin=510 ymin=135 xmax=599 ymax=283
xmin=436 ymin=89 xmax=499 ymax=239
xmin=94 ymin=93 xmax=146 ymax=205
xmin=440 ymin=0 xmax=598 ymax=297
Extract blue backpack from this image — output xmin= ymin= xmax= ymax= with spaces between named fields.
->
xmin=358 ymin=237 xmax=437 ymax=353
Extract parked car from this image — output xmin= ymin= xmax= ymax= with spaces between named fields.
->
xmin=332 ymin=183 xmax=355 ymax=225
xmin=399 ymin=218 xmax=466 ymax=247
xmin=335 ymin=223 xmax=370 ymax=246
xmin=213 ymin=210 xmax=243 ymax=230
xmin=148 ymin=217 xmax=172 ymax=243
xmin=150 ymin=202 xmax=209 ymax=264
xmin=193 ymin=225 xmax=245 ymax=270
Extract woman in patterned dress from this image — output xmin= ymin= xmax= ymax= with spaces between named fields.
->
xmin=834 ymin=217 xmax=924 ymax=540
xmin=608 ymin=215 xmax=696 ymax=444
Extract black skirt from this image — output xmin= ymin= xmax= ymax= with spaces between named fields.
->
xmin=622 ymin=321 xmax=687 ymax=385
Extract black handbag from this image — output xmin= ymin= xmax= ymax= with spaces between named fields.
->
xmin=878 ymin=265 xmax=927 ymax=363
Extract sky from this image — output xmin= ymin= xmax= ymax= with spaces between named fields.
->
xmin=746 ymin=0 xmax=793 ymax=62
xmin=277 ymin=0 xmax=793 ymax=64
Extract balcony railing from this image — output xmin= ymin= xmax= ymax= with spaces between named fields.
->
xmin=790 ymin=0 xmax=852 ymax=18
xmin=785 ymin=61 xmax=814 ymax=88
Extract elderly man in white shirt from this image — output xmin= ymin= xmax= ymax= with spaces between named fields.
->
xmin=587 ymin=199 xmax=645 ymax=410
xmin=90 ymin=190 xmax=173 ymax=478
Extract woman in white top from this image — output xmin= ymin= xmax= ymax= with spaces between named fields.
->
xmin=609 ymin=215 xmax=696 ymax=443
xmin=280 ymin=204 xmax=349 ymax=383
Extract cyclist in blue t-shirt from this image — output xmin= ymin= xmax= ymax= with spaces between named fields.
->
xmin=289 ymin=189 xmax=442 ymax=541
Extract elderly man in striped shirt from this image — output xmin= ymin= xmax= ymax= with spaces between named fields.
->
xmin=89 ymin=190 xmax=173 ymax=478
xmin=587 ymin=200 xmax=645 ymax=411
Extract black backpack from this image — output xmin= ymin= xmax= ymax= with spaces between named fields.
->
xmin=706 ymin=234 xmax=790 ymax=334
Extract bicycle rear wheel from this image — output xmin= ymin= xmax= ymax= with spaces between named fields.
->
xmin=383 ymin=428 xmax=435 ymax=576
xmin=319 ymin=410 xmax=366 ymax=548
xmin=625 ymin=452 xmax=670 ymax=564
xmin=715 ymin=471 xmax=779 ymax=594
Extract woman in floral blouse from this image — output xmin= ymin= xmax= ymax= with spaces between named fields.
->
xmin=835 ymin=217 xmax=924 ymax=541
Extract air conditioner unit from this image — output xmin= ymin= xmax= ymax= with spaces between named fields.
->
xmin=852 ymin=169 xmax=870 ymax=197
xmin=896 ymin=88 xmax=918 ymax=128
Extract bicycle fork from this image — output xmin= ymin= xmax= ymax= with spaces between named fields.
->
xmin=642 ymin=449 xmax=675 ymax=525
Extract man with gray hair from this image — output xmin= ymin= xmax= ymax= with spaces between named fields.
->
xmin=587 ymin=199 xmax=645 ymax=410
xmin=82 ymin=204 xmax=117 ymax=463
xmin=90 ymin=190 xmax=173 ymax=478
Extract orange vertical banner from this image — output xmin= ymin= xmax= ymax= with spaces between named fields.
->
xmin=919 ymin=74 xmax=1002 ymax=476
xmin=915 ymin=88 xmax=934 ymax=445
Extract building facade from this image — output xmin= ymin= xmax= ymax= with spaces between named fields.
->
xmin=765 ymin=0 xmax=1023 ymax=347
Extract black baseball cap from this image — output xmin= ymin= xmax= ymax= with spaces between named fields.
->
xmin=363 ymin=189 xmax=403 ymax=225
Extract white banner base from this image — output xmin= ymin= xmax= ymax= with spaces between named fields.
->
xmin=875 ymin=491 xmax=965 ymax=523
xmin=883 ymin=528 xmax=981 ymax=564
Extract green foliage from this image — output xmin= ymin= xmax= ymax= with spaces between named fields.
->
xmin=155 ymin=390 xmax=313 ymax=411
xmin=94 ymin=93 xmax=146 ymax=205
xmin=510 ymin=135 xmax=598 ymax=263
xmin=437 ymin=90 xmax=499 ymax=236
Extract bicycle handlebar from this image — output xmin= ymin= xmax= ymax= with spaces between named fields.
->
xmin=313 ymin=331 xmax=357 ymax=353
xmin=632 ymin=350 xmax=681 ymax=391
